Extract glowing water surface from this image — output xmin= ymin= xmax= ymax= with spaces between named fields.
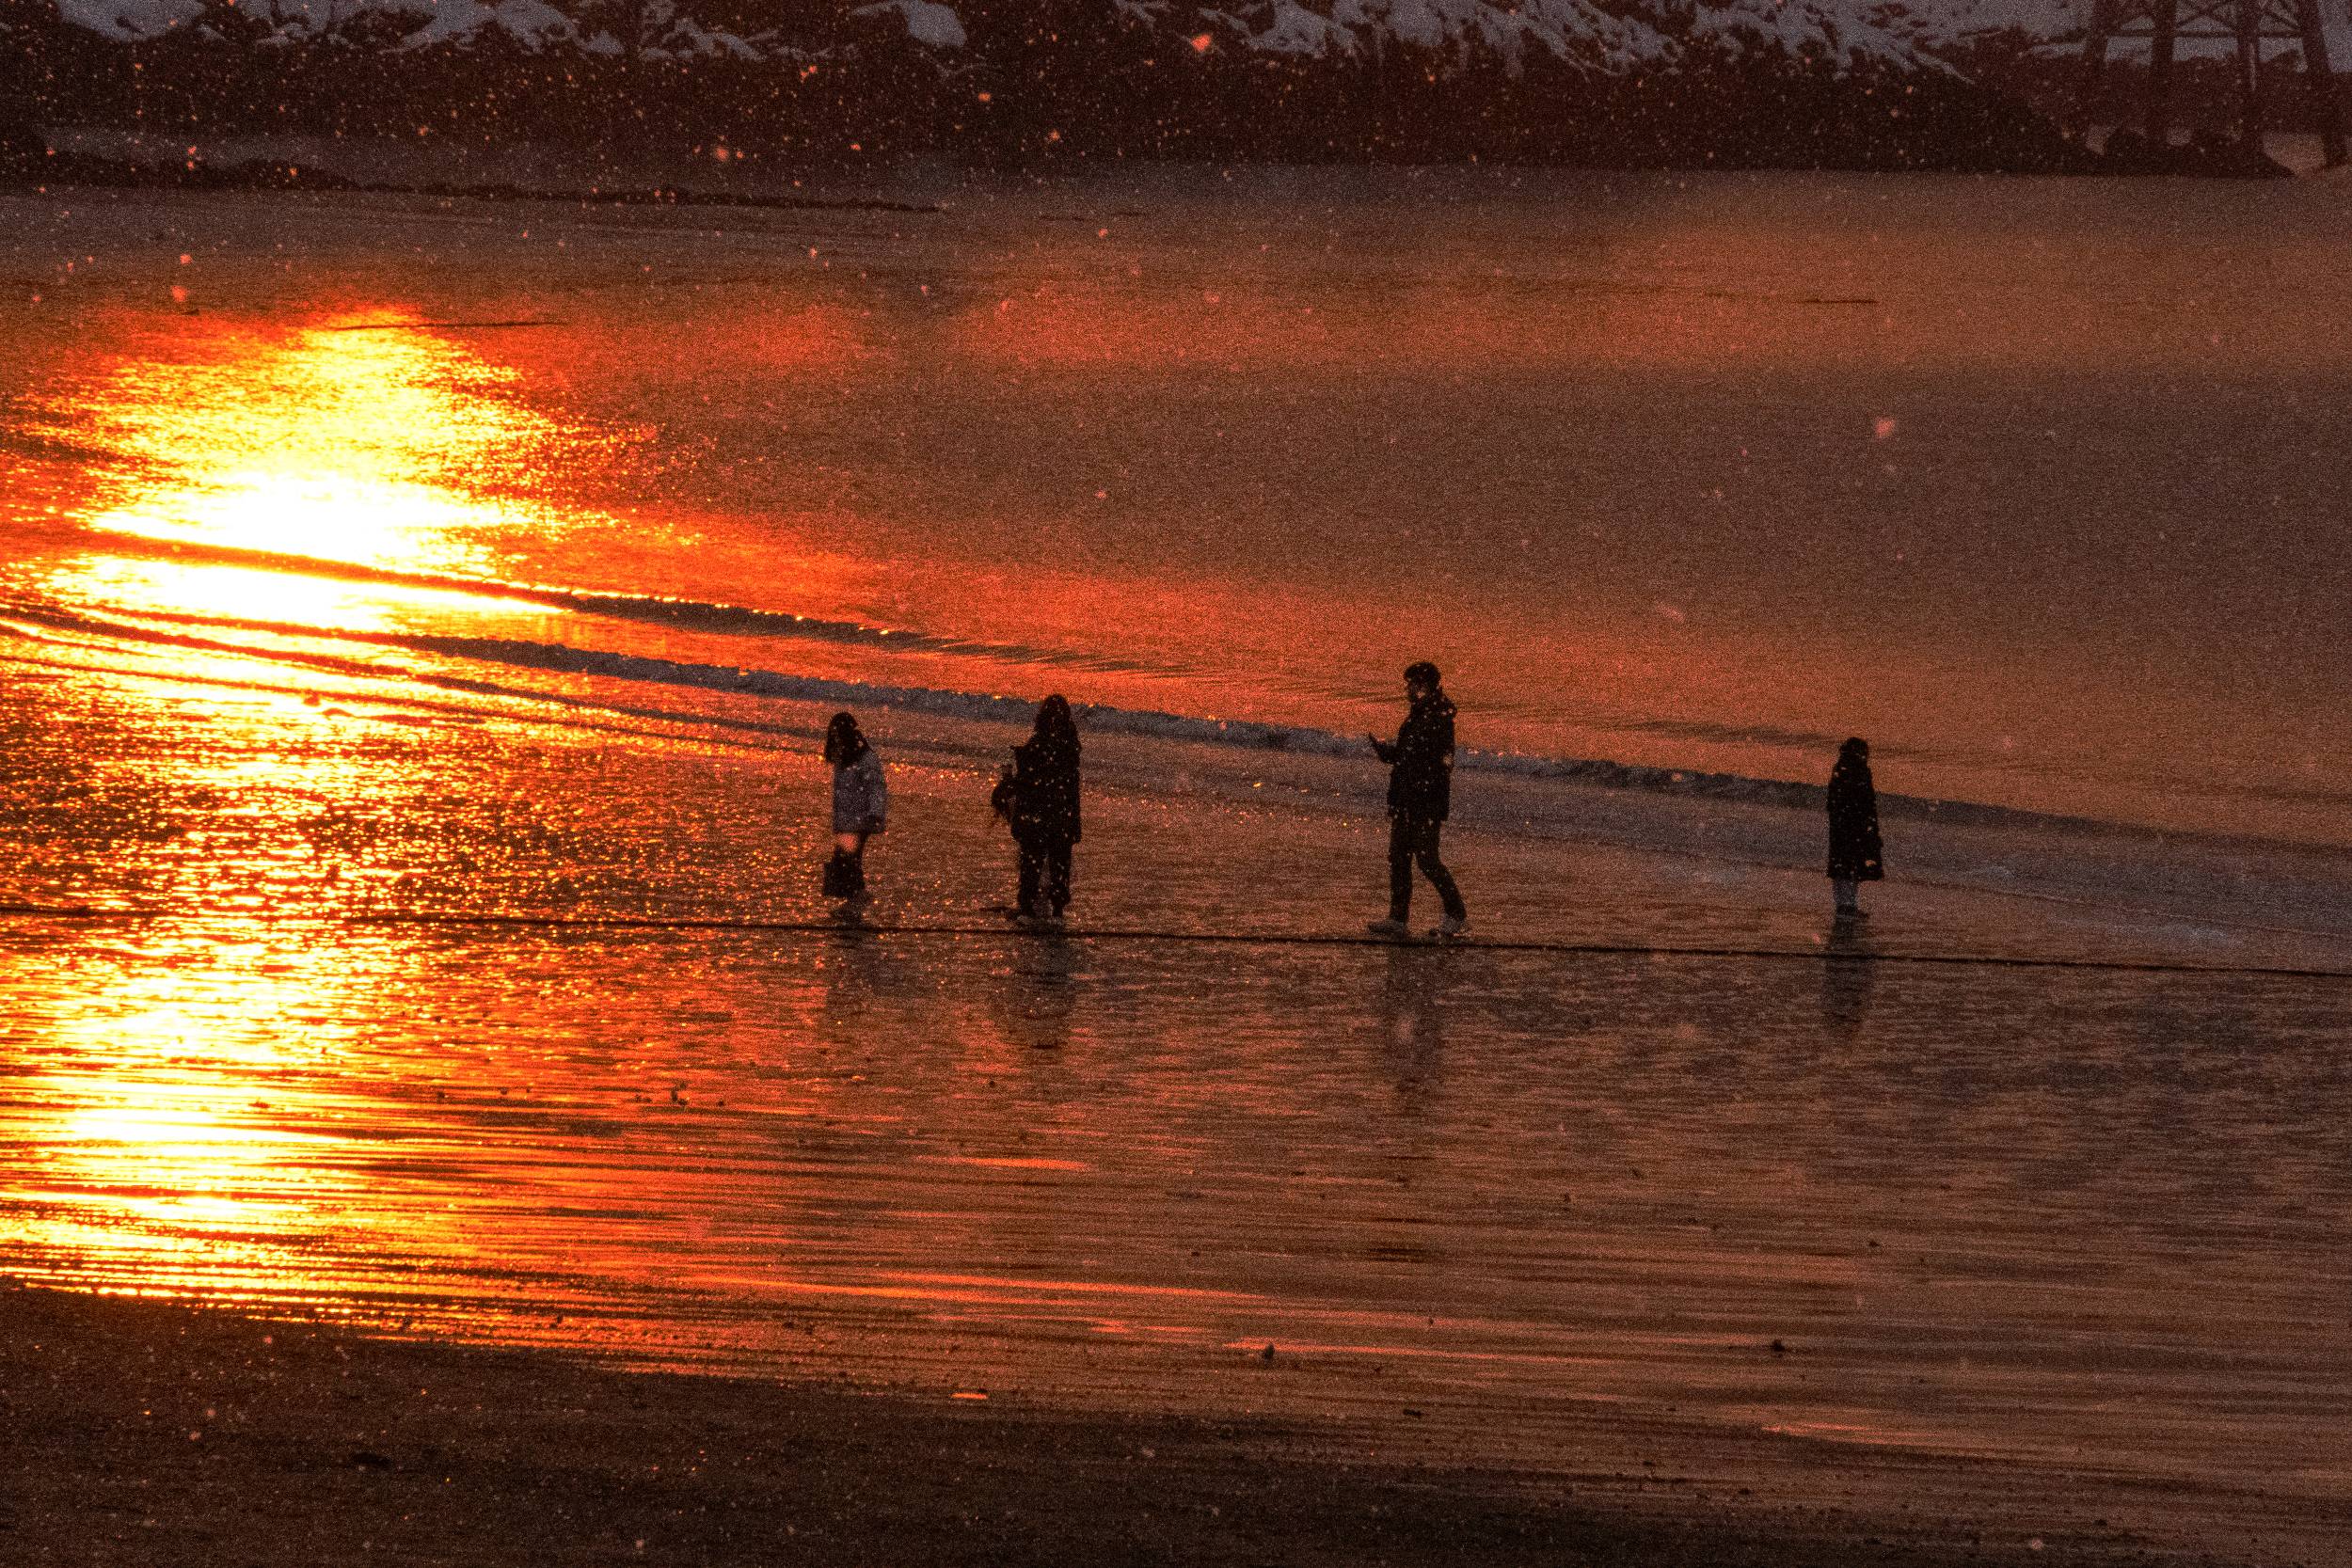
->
xmin=5 ymin=901 xmax=2349 ymax=1514
xmin=6 ymin=168 xmax=2352 ymax=839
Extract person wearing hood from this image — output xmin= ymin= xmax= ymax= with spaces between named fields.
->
xmin=822 ymin=711 xmax=889 ymax=909
xmin=1004 ymin=694 xmax=1081 ymax=925
xmin=1366 ymin=661 xmax=1468 ymax=939
xmin=1826 ymin=736 xmax=1883 ymax=922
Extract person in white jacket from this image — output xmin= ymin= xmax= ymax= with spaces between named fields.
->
xmin=822 ymin=711 xmax=888 ymax=908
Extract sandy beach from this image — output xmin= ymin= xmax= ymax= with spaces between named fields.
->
xmin=8 ymin=1280 xmax=2324 ymax=1566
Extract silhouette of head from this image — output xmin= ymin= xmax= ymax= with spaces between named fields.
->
xmin=1035 ymin=694 xmax=1079 ymax=751
xmin=1838 ymin=736 xmax=1870 ymax=767
xmin=1404 ymin=660 xmax=1440 ymax=699
xmin=823 ymin=711 xmax=867 ymax=766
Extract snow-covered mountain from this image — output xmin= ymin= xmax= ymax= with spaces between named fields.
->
xmin=40 ymin=0 xmax=1997 ymax=72
xmin=1880 ymin=0 xmax=2082 ymax=47
xmin=74 ymin=0 xmax=2347 ymax=81
xmin=1876 ymin=0 xmax=2350 ymax=60
xmin=13 ymin=0 xmax=2100 ymax=171
xmin=55 ymin=0 xmax=751 ymax=55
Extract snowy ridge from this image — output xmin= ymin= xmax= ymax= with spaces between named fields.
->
xmin=55 ymin=0 xmax=760 ymax=59
xmin=848 ymin=0 xmax=968 ymax=49
xmin=1214 ymin=0 xmax=1950 ymax=74
xmin=1200 ymin=0 xmax=1657 ymax=70
xmin=45 ymin=0 xmax=1960 ymax=74
xmin=54 ymin=0 xmax=197 ymax=37
xmin=1867 ymin=0 xmax=2078 ymax=46
xmin=408 ymin=0 xmax=580 ymax=51
xmin=1867 ymin=0 xmax=2346 ymax=55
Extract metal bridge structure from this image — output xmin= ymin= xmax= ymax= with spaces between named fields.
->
xmin=2079 ymin=0 xmax=2348 ymax=165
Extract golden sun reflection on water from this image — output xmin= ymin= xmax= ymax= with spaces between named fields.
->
xmin=66 ymin=555 xmax=525 ymax=636
xmin=0 ymin=318 xmax=591 ymax=1293
xmin=2 ymin=956 xmax=372 ymax=1301
xmin=39 ymin=309 xmax=597 ymax=636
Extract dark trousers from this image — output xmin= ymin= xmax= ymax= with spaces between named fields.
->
xmin=1389 ymin=815 xmax=1465 ymax=923
xmin=1017 ymin=835 xmax=1073 ymax=917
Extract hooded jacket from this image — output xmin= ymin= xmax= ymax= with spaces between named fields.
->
xmin=1380 ymin=691 xmax=1455 ymax=822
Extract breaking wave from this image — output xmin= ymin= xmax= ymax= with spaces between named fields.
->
xmin=0 ymin=592 xmax=2140 ymax=840
xmin=66 ymin=527 xmax=1168 ymax=675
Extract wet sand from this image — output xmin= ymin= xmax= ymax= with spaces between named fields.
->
xmin=6 ymin=666 xmax=2352 ymax=1564
xmin=0 ymin=1281 xmax=2290 ymax=1567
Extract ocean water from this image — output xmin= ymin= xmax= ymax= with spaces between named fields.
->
xmin=4 ymin=168 xmax=2352 ymax=1549
xmin=7 ymin=166 xmax=2352 ymax=849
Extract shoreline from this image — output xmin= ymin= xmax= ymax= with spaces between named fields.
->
xmin=0 ymin=1280 xmax=2270 ymax=1566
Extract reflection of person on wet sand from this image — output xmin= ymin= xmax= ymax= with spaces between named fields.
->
xmin=1376 ymin=944 xmax=1446 ymax=1103
xmin=993 ymin=932 xmax=1078 ymax=1053
xmin=814 ymin=927 xmax=912 ymax=1038
xmin=1820 ymin=918 xmax=1875 ymax=1037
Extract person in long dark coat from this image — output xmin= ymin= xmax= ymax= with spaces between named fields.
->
xmin=822 ymin=711 xmax=888 ymax=908
xmin=1007 ymin=694 xmax=1081 ymax=924
xmin=1826 ymin=736 xmax=1883 ymax=922
xmin=1366 ymin=660 xmax=1468 ymax=938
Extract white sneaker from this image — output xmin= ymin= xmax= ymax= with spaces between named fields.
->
xmin=1435 ymin=914 xmax=1469 ymax=938
xmin=1365 ymin=918 xmax=1410 ymax=938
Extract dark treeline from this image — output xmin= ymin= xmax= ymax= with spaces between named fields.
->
xmin=0 ymin=0 xmax=2097 ymax=177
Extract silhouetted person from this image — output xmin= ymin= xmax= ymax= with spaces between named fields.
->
xmin=1006 ymin=694 xmax=1081 ymax=925
xmin=1367 ymin=661 xmax=1467 ymax=938
xmin=1826 ymin=736 xmax=1883 ymax=922
xmin=823 ymin=711 xmax=889 ymax=911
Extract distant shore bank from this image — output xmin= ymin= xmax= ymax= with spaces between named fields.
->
xmin=7 ymin=121 xmax=2328 ymax=214
xmin=6 ymin=137 xmax=2119 ymax=199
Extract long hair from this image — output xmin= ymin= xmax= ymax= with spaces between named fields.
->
xmin=1832 ymin=736 xmax=1870 ymax=780
xmin=1033 ymin=694 xmax=1079 ymax=754
xmin=823 ymin=711 xmax=868 ymax=767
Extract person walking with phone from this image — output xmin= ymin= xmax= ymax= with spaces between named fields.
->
xmin=1366 ymin=661 xmax=1468 ymax=940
